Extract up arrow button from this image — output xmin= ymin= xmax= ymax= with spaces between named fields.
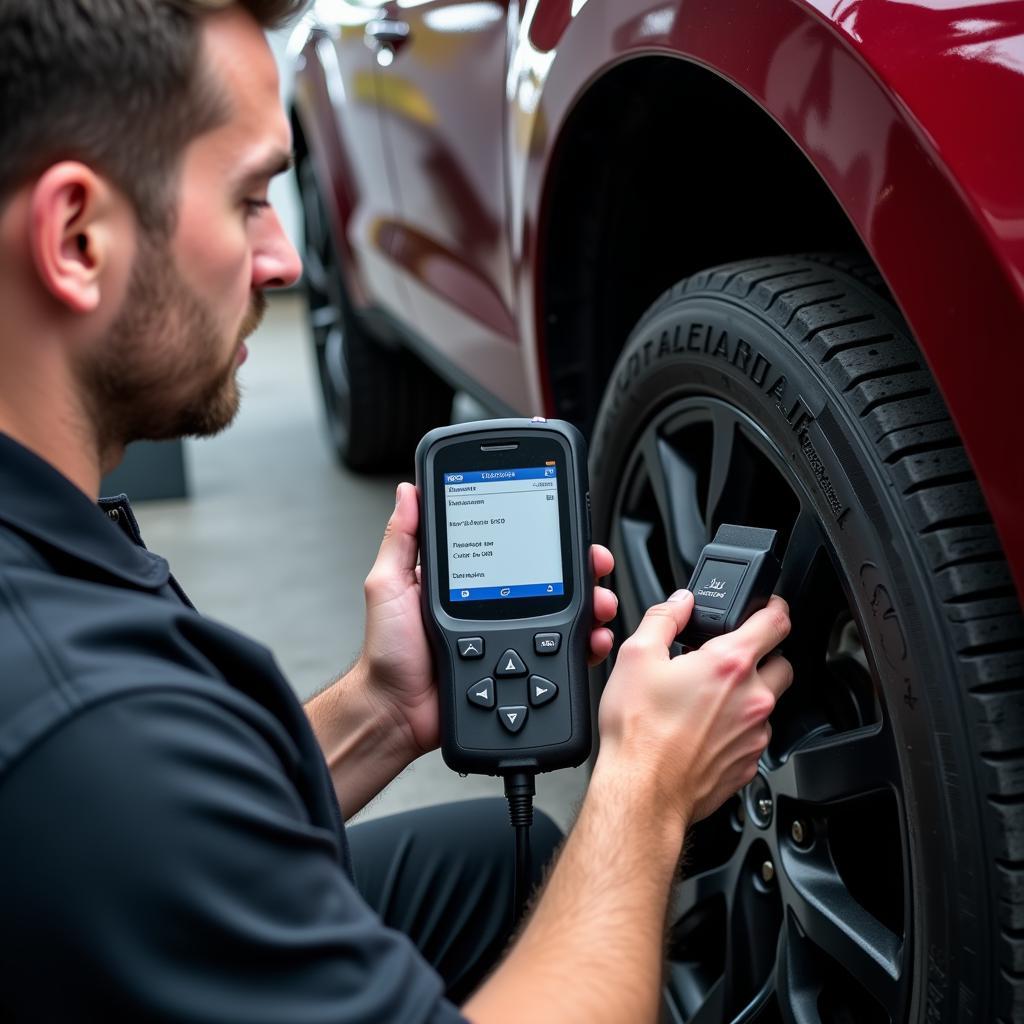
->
xmin=494 ymin=649 xmax=527 ymax=677
xmin=498 ymin=705 xmax=528 ymax=733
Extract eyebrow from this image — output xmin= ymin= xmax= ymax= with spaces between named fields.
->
xmin=236 ymin=150 xmax=295 ymax=189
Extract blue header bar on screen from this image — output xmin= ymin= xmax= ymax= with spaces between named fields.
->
xmin=444 ymin=467 xmax=556 ymax=484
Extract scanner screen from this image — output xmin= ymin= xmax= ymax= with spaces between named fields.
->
xmin=443 ymin=466 xmax=564 ymax=602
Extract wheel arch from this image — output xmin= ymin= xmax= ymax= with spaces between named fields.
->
xmin=537 ymin=55 xmax=863 ymax=435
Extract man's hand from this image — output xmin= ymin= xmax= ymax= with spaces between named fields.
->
xmin=463 ymin=591 xmax=792 ymax=1024
xmin=358 ymin=482 xmax=618 ymax=759
xmin=597 ymin=589 xmax=793 ymax=827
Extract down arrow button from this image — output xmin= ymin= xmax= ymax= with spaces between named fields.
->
xmin=498 ymin=706 xmax=528 ymax=733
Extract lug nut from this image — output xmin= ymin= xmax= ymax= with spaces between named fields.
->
xmin=757 ymin=797 xmax=773 ymax=820
xmin=791 ymin=820 xmax=807 ymax=845
xmin=761 ymin=860 xmax=775 ymax=885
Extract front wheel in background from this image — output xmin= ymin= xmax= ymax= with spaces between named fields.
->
xmin=297 ymin=155 xmax=453 ymax=471
xmin=589 ymin=254 xmax=1024 ymax=1023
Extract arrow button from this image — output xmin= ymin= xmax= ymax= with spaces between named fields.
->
xmin=498 ymin=705 xmax=528 ymax=733
xmin=529 ymin=675 xmax=558 ymax=707
xmin=467 ymin=677 xmax=495 ymax=708
xmin=495 ymin=649 xmax=527 ymax=677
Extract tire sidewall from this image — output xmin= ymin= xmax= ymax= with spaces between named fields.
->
xmin=590 ymin=292 xmax=987 ymax=1021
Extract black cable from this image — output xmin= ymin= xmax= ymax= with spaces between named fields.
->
xmin=503 ymin=771 xmax=535 ymax=927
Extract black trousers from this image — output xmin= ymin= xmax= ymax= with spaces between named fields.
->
xmin=347 ymin=799 xmax=564 ymax=1004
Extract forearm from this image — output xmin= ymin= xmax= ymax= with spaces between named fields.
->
xmin=464 ymin=756 xmax=687 ymax=1024
xmin=304 ymin=658 xmax=418 ymax=818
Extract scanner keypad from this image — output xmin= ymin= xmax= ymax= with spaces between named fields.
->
xmin=462 ymin=642 xmax=565 ymax=741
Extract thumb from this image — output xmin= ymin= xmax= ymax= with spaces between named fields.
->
xmin=372 ymin=482 xmax=420 ymax=578
xmin=626 ymin=589 xmax=694 ymax=655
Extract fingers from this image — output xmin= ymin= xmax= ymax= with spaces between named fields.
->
xmin=730 ymin=595 xmax=791 ymax=662
xmin=591 ymin=544 xmax=614 ymax=582
xmin=621 ymin=590 xmax=694 ymax=658
xmin=758 ymin=653 xmax=793 ymax=700
xmin=587 ymin=626 xmax=615 ymax=666
xmin=593 ymin=585 xmax=617 ymax=625
xmin=369 ymin=482 xmax=420 ymax=581
xmin=589 ymin=584 xmax=618 ymax=667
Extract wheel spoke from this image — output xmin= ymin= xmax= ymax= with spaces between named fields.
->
xmin=776 ymin=507 xmax=824 ymax=607
xmin=300 ymin=166 xmax=330 ymax=295
xmin=780 ymin=855 xmax=902 ymax=1011
xmin=770 ymin=725 xmax=895 ymax=803
xmin=704 ymin=405 xmax=737 ymax=531
xmin=324 ymin=327 xmax=349 ymax=398
xmin=615 ymin=517 xmax=665 ymax=630
xmin=721 ymin=861 xmax=782 ymax=1018
xmin=685 ymin=975 xmax=725 ymax=1024
xmin=775 ymin=915 xmax=823 ymax=1024
xmin=669 ymin=860 xmax=734 ymax=927
xmin=639 ymin=425 xmax=706 ymax=574
xmin=310 ymin=304 xmax=342 ymax=332
xmin=304 ymin=228 xmax=329 ymax=294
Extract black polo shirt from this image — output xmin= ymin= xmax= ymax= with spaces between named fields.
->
xmin=0 ymin=434 xmax=465 ymax=1022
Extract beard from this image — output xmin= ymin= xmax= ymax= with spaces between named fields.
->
xmin=81 ymin=231 xmax=267 ymax=452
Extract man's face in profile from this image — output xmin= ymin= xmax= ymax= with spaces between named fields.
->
xmin=83 ymin=6 xmax=299 ymax=449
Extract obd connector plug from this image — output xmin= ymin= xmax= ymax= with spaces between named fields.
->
xmin=680 ymin=524 xmax=781 ymax=648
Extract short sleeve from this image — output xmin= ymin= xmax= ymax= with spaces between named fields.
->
xmin=0 ymin=690 xmax=468 ymax=1024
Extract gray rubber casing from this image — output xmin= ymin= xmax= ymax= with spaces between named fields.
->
xmin=416 ymin=419 xmax=593 ymax=775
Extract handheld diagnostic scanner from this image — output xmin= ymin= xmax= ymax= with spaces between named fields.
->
xmin=416 ymin=418 xmax=592 ymax=777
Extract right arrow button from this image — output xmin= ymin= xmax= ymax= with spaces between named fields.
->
xmin=529 ymin=675 xmax=558 ymax=707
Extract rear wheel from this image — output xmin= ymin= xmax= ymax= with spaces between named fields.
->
xmin=589 ymin=255 xmax=1024 ymax=1023
xmin=298 ymin=155 xmax=452 ymax=470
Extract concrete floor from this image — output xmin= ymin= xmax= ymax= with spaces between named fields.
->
xmin=134 ymin=293 xmax=588 ymax=829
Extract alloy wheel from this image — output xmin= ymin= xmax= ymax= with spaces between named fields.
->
xmin=606 ymin=396 xmax=911 ymax=1023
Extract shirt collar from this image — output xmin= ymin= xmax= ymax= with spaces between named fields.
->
xmin=0 ymin=433 xmax=170 ymax=589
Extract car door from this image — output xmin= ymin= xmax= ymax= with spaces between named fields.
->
xmin=365 ymin=0 xmax=530 ymax=411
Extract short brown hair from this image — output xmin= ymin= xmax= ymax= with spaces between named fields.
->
xmin=0 ymin=0 xmax=306 ymax=235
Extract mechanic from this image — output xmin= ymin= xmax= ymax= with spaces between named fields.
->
xmin=0 ymin=1 xmax=793 ymax=1020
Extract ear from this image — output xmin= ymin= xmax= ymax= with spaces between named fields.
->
xmin=28 ymin=162 xmax=127 ymax=315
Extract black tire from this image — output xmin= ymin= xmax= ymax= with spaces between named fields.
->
xmin=589 ymin=254 xmax=1024 ymax=1023
xmin=297 ymin=156 xmax=453 ymax=471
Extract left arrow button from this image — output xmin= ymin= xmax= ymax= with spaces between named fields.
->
xmin=467 ymin=678 xmax=495 ymax=708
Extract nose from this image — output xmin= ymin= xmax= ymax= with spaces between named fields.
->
xmin=252 ymin=207 xmax=303 ymax=291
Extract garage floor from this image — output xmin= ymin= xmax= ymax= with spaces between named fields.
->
xmin=134 ymin=293 xmax=588 ymax=830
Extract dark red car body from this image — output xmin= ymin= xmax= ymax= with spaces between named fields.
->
xmin=290 ymin=0 xmax=1024 ymax=598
